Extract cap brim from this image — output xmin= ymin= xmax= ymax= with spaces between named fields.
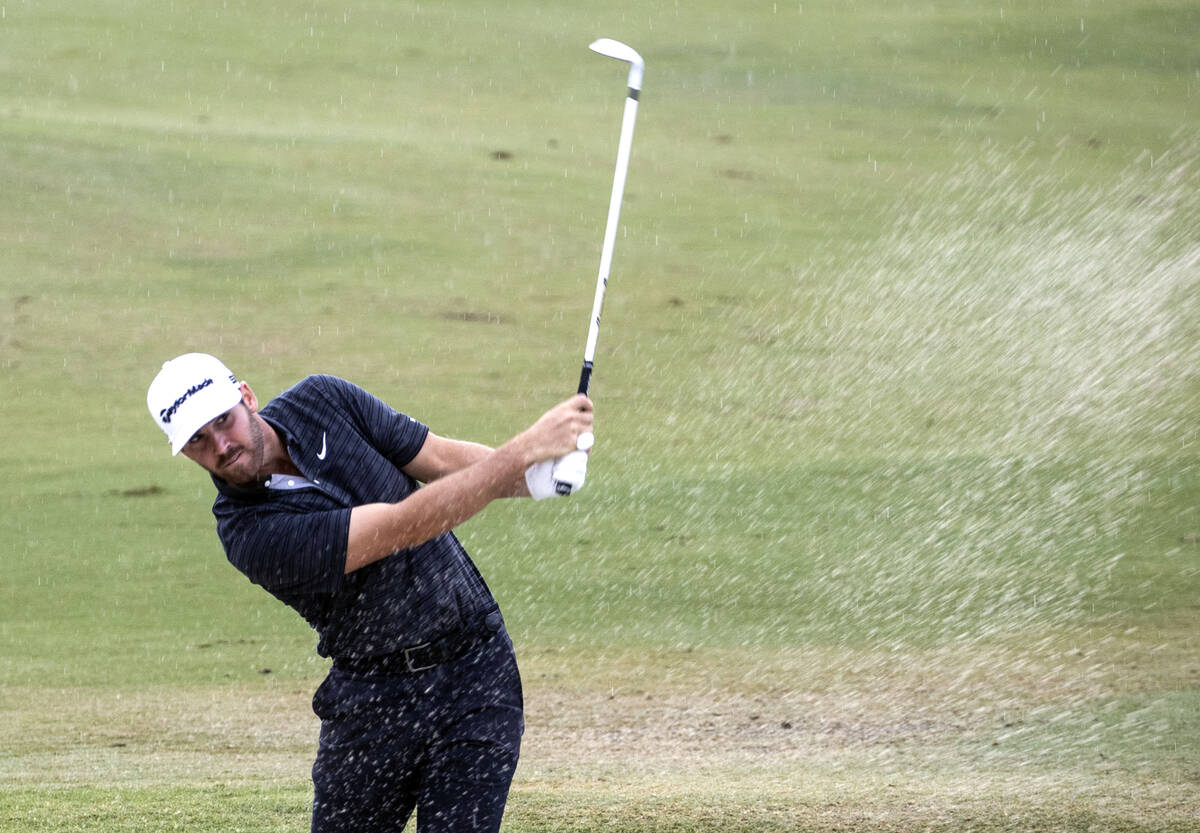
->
xmin=168 ymin=384 xmax=243 ymax=455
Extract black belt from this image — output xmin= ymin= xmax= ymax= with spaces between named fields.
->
xmin=332 ymin=610 xmax=503 ymax=675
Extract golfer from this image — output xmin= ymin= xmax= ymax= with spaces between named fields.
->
xmin=147 ymin=352 xmax=594 ymax=833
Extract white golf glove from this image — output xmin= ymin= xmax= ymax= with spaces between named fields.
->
xmin=525 ymin=433 xmax=593 ymax=500
xmin=524 ymin=459 xmax=561 ymax=500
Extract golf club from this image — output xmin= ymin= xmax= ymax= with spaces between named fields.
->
xmin=552 ymin=38 xmax=644 ymax=496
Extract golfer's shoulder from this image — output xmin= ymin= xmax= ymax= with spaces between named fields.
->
xmin=278 ymin=373 xmax=352 ymax=399
xmin=270 ymin=374 xmax=364 ymax=412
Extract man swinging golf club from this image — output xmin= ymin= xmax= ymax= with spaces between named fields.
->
xmin=148 ymin=37 xmax=642 ymax=833
xmin=148 ymin=353 xmax=593 ymax=832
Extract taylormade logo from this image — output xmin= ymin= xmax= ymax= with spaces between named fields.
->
xmin=160 ymin=378 xmax=213 ymax=424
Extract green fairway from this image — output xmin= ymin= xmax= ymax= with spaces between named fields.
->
xmin=2 ymin=0 xmax=1197 ymax=830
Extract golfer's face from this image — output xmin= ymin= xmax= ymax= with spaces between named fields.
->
xmin=181 ymin=402 xmax=261 ymax=486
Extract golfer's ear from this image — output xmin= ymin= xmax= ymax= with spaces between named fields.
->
xmin=239 ymin=382 xmax=259 ymax=413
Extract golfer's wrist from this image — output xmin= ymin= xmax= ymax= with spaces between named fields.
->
xmin=498 ymin=433 xmax=539 ymax=474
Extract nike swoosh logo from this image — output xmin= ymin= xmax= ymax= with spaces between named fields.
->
xmin=316 ymin=432 xmax=327 ymax=460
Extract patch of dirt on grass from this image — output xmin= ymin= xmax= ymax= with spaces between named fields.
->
xmin=524 ymin=683 xmax=964 ymax=770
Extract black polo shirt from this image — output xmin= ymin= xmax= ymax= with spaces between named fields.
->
xmin=210 ymin=374 xmax=499 ymax=659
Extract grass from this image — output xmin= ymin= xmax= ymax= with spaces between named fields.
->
xmin=2 ymin=0 xmax=1199 ymax=830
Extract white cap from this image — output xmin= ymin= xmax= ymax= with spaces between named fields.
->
xmin=147 ymin=353 xmax=242 ymax=455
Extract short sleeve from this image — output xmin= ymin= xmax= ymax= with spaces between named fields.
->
xmin=217 ymin=504 xmax=351 ymax=595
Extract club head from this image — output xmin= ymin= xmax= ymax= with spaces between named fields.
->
xmin=589 ymin=38 xmax=642 ymax=65
xmin=589 ymin=38 xmax=644 ymax=90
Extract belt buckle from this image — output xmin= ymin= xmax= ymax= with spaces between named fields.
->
xmin=404 ymin=642 xmax=435 ymax=673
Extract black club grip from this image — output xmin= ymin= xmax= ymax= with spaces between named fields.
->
xmin=577 ymin=361 xmax=594 ymax=396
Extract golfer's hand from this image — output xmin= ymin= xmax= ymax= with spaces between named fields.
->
xmin=520 ymin=394 xmax=594 ymax=465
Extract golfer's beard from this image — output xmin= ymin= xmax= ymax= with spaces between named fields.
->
xmin=219 ymin=416 xmax=267 ymax=487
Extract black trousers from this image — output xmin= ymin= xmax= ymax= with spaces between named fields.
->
xmin=310 ymin=628 xmax=524 ymax=833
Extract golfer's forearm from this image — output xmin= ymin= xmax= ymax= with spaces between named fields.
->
xmin=415 ymin=436 xmax=531 ymax=498
xmin=450 ymin=447 xmax=529 ymax=498
xmin=345 ymin=440 xmax=531 ymax=572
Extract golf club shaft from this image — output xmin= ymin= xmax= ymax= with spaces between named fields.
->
xmin=577 ymin=79 xmax=640 ymax=396
xmin=553 ymin=40 xmax=643 ymax=497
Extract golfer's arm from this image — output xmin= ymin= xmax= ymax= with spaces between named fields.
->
xmin=346 ymin=441 xmax=529 ymax=573
xmin=403 ymin=432 xmax=529 ymax=497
